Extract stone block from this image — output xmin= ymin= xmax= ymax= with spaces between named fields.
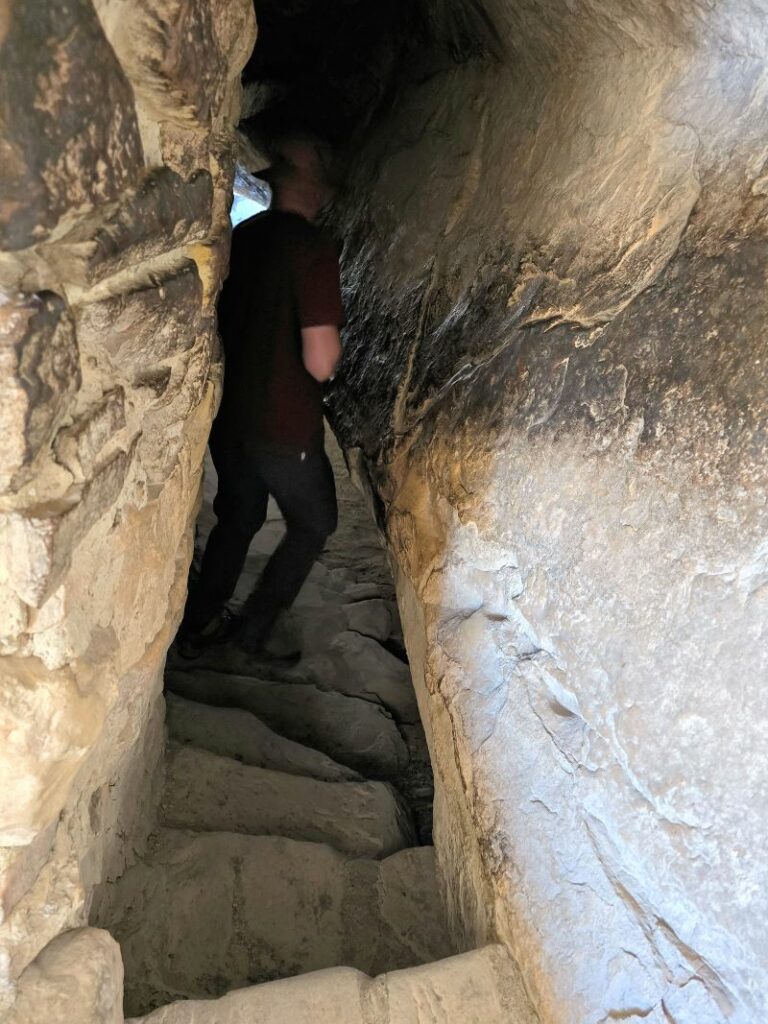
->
xmin=75 ymin=264 xmax=203 ymax=381
xmin=1 ymin=446 xmax=132 ymax=607
xmin=0 ymin=293 xmax=80 ymax=493
xmin=6 ymin=928 xmax=123 ymax=1024
xmin=53 ymin=389 xmax=126 ymax=479
xmin=303 ymin=631 xmax=420 ymax=724
xmin=43 ymin=169 xmax=213 ymax=289
xmin=0 ymin=0 xmax=143 ymax=251
xmin=0 ymin=657 xmax=103 ymax=845
xmin=0 ymin=820 xmax=57 ymax=922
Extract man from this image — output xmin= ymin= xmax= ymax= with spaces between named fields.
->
xmin=180 ymin=137 xmax=344 ymax=656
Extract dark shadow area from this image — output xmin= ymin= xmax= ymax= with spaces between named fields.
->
xmin=242 ymin=0 xmax=502 ymax=149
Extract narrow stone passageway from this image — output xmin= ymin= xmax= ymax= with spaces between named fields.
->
xmin=3 ymin=1 xmax=767 ymax=1022
xmin=91 ymin=434 xmax=522 ymax=1021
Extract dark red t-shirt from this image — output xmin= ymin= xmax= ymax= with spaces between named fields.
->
xmin=215 ymin=209 xmax=344 ymax=453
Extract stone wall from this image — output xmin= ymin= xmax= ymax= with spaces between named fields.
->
xmin=0 ymin=0 xmax=255 ymax=1015
xmin=330 ymin=2 xmax=768 ymax=1022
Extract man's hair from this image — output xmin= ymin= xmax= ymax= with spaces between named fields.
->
xmin=259 ymin=133 xmax=338 ymax=195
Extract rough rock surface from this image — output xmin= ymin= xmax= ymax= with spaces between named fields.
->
xmin=128 ymin=945 xmax=528 ymax=1024
xmin=325 ymin=3 xmax=768 ymax=1023
xmin=99 ymin=829 xmax=454 ymax=1016
xmin=6 ymin=927 xmax=124 ymax=1024
xmin=0 ymin=0 xmax=256 ymax=1015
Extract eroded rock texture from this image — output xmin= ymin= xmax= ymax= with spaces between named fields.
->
xmin=328 ymin=3 xmax=768 ymax=1022
xmin=0 ymin=0 xmax=255 ymax=1015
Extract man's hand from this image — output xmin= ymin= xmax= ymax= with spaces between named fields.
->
xmin=301 ymin=325 xmax=342 ymax=382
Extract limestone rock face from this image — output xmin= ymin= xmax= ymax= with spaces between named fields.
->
xmin=328 ymin=3 xmax=768 ymax=1023
xmin=0 ymin=0 xmax=255 ymax=1014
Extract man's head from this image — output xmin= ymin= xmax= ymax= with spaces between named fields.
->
xmin=261 ymin=135 xmax=336 ymax=222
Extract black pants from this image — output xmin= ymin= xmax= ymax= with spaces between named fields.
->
xmin=184 ymin=435 xmax=338 ymax=634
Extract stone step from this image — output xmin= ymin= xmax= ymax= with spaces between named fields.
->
xmin=300 ymin=631 xmax=420 ymax=724
xmin=272 ymin=598 xmax=395 ymax=653
xmin=101 ymin=829 xmax=454 ymax=1017
xmin=161 ymin=742 xmax=416 ymax=858
xmin=127 ymin=945 xmax=531 ymax=1024
xmin=166 ymin=693 xmax=362 ymax=783
xmin=165 ymin=669 xmax=409 ymax=780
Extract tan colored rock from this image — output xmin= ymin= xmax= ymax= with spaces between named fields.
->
xmin=166 ymin=693 xmax=362 ymax=782
xmin=0 ymin=656 xmax=103 ymax=845
xmin=0 ymin=0 xmax=143 ymax=251
xmin=1 ymin=445 xmax=132 ymax=606
xmin=165 ymin=668 xmax=410 ymax=780
xmin=0 ymin=293 xmax=80 ymax=493
xmin=96 ymin=0 xmax=226 ymax=126
xmin=161 ymin=742 xmax=415 ymax=858
xmin=98 ymin=829 xmax=454 ymax=1016
xmin=75 ymin=265 xmax=204 ymax=383
xmin=53 ymin=389 xmax=126 ymax=481
xmin=6 ymin=927 xmax=123 ymax=1024
xmin=128 ymin=945 xmax=531 ymax=1024
xmin=0 ymin=0 xmax=252 ymax=1013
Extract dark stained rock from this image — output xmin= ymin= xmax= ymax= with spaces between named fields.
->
xmin=0 ymin=292 xmax=80 ymax=492
xmin=0 ymin=0 xmax=143 ymax=251
xmin=43 ymin=169 xmax=213 ymax=289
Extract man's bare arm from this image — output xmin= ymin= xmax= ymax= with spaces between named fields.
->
xmin=301 ymin=325 xmax=342 ymax=382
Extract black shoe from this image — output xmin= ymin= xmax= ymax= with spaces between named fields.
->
xmin=175 ymin=608 xmax=243 ymax=659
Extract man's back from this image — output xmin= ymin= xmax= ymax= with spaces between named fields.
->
xmin=215 ymin=209 xmax=343 ymax=454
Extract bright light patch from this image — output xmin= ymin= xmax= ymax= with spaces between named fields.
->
xmin=230 ymin=165 xmax=271 ymax=227
xmin=230 ymin=192 xmax=270 ymax=227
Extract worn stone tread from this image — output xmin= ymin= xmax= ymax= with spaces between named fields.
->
xmin=165 ymin=693 xmax=362 ymax=782
xmin=127 ymin=945 xmax=532 ymax=1024
xmin=301 ymin=630 xmax=419 ymax=724
xmin=103 ymin=829 xmax=454 ymax=1016
xmin=164 ymin=669 xmax=409 ymax=780
xmin=161 ymin=742 xmax=415 ymax=858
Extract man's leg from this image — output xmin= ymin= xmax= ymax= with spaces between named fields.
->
xmin=183 ymin=441 xmax=270 ymax=633
xmin=240 ymin=446 xmax=338 ymax=649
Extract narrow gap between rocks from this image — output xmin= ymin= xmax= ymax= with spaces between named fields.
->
xmin=84 ymin=1 xmax=514 ymax=1018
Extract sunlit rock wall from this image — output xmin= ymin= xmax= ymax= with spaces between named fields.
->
xmin=331 ymin=3 xmax=768 ymax=1022
xmin=0 ymin=0 xmax=255 ymax=1015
